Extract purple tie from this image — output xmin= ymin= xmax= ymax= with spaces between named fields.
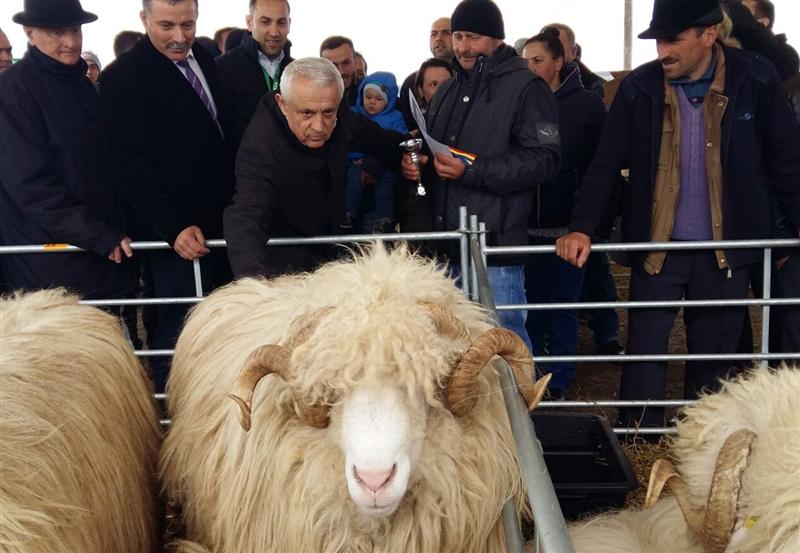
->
xmin=177 ymin=59 xmax=215 ymax=119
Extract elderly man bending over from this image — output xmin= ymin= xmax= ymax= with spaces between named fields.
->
xmin=223 ymin=57 xmax=407 ymax=278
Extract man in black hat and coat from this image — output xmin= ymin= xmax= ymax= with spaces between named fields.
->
xmin=0 ymin=0 xmax=134 ymax=300
xmin=402 ymin=0 xmax=560 ymax=361
xmin=557 ymin=0 xmax=800 ymax=429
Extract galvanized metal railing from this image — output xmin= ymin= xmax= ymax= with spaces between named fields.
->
xmin=468 ymin=231 xmax=575 ymax=553
xmin=481 ymin=237 xmax=800 ymax=435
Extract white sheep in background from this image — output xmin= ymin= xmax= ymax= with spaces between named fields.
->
xmin=568 ymin=366 xmax=800 ymax=553
xmin=160 ymin=245 xmax=551 ymax=553
xmin=0 ymin=289 xmax=161 ymax=553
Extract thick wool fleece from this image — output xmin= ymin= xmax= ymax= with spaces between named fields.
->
xmin=161 ymin=245 xmax=531 ymax=553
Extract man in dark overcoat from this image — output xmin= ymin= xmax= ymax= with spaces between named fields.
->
xmin=0 ymin=0 xmax=134 ymax=300
xmin=100 ymin=0 xmax=234 ymax=390
xmin=222 ymin=57 xmax=405 ymax=278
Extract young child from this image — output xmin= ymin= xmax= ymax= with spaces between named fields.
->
xmin=345 ymin=71 xmax=407 ymax=233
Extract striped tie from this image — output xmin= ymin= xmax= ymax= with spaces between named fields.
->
xmin=176 ymin=59 xmax=215 ymax=119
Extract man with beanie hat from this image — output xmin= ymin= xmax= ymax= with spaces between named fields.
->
xmin=403 ymin=0 xmax=560 ymax=359
xmin=557 ymin=0 xmax=800 ymax=430
xmin=0 ymin=0 xmax=134 ymax=301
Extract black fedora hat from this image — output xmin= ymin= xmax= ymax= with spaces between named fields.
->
xmin=13 ymin=0 xmax=98 ymax=28
xmin=639 ymin=0 xmax=723 ymax=40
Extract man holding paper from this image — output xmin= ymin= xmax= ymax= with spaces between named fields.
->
xmin=402 ymin=0 xmax=560 ymax=353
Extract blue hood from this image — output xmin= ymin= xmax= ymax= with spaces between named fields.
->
xmin=353 ymin=71 xmax=400 ymax=119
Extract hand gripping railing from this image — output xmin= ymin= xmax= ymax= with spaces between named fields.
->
xmin=468 ymin=235 xmax=575 ymax=553
xmin=481 ymin=237 xmax=800 ymax=435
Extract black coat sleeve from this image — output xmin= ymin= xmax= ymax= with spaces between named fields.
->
xmin=0 ymin=89 xmax=122 ymax=256
xmin=569 ymin=80 xmax=633 ymax=237
xmin=344 ymin=108 xmax=405 ymax=171
xmin=222 ymin=116 xmax=279 ymax=278
xmin=100 ymin=65 xmax=194 ymax=244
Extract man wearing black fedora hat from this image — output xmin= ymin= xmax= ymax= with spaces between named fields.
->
xmin=557 ymin=0 xmax=800 ymax=429
xmin=0 ymin=0 xmax=135 ymax=301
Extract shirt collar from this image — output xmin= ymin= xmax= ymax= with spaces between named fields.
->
xmin=669 ymin=49 xmax=717 ymax=86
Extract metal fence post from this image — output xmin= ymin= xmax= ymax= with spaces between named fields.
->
xmin=469 ymin=215 xmax=480 ymax=301
xmin=761 ymin=248 xmax=772 ymax=368
xmin=459 ymin=206 xmax=470 ymax=298
xmin=469 ymin=237 xmax=575 ymax=553
xmin=193 ymin=258 xmax=204 ymax=298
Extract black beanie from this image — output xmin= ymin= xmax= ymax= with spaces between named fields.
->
xmin=451 ymin=0 xmax=505 ymax=40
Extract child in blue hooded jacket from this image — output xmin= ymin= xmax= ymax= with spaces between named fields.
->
xmin=345 ymin=71 xmax=407 ymax=232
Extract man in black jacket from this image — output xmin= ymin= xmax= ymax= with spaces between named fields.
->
xmin=216 ymin=0 xmax=293 ymax=152
xmin=101 ymin=0 xmax=233 ymax=391
xmin=0 ymin=0 xmax=133 ymax=300
xmin=557 ymin=0 xmax=800 ymax=428
xmin=223 ymin=57 xmax=405 ymax=277
xmin=402 ymin=0 xmax=560 ymax=355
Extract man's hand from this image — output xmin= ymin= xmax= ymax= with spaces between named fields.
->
xmin=107 ymin=236 xmax=133 ymax=264
xmin=556 ymin=232 xmax=592 ymax=268
xmin=433 ymin=152 xmax=466 ymax=181
xmin=401 ymin=152 xmax=429 ymax=181
xmin=174 ymin=225 xmax=210 ymax=260
xmin=360 ymin=171 xmax=378 ymax=186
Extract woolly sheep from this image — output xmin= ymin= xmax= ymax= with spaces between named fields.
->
xmin=568 ymin=366 xmax=800 ymax=553
xmin=160 ymin=245 xmax=551 ymax=553
xmin=0 ymin=289 xmax=161 ymax=553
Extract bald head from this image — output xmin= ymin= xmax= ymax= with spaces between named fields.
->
xmin=430 ymin=17 xmax=453 ymax=60
xmin=0 ymin=29 xmax=12 ymax=72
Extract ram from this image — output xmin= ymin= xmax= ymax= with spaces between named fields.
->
xmin=0 ymin=289 xmax=161 ymax=553
xmin=160 ymin=245 xmax=551 ymax=553
xmin=569 ymin=367 xmax=800 ymax=553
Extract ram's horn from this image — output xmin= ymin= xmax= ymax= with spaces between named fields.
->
xmin=418 ymin=302 xmax=470 ymax=341
xmin=645 ymin=429 xmax=756 ymax=553
xmin=446 ymin=327 xmax=550 ymax=417
xmin=228 ymin=308 xmax=334 ymax=431
xmin=229 ymin=345 xmax=292 ymax=431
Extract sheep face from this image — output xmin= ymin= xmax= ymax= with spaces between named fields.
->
xmin=339 ymin=385 xmax=427 ymax=517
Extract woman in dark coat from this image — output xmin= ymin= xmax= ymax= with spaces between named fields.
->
xmin=521 ymin=28 xmax=607 ymax=398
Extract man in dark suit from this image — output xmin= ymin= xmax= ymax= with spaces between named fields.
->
xmin=216 ymin=0 xmax=293 ymax=152
xmin=100 ymin=0 xmax=233 ymax=391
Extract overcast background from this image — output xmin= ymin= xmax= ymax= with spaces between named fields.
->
xmin=2 ymin=0 xmax=798 ymax=78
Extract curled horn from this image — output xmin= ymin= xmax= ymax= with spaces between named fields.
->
xmin=228 ymin=309 xmax=334 ymax=431
xmin=644 ymin=429 xmax=756 ymax=553
xmin=445 ymin=326 xmax=551 ymax=417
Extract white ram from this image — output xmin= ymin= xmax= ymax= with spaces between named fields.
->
xmin=160 ymin=245 xmax=551 ymax=553
xmin=0 ymin=289 xmax=161 ymax=552
xmin=568 ymin=366 xmax=800 ymax=553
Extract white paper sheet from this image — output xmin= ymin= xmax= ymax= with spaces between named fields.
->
xmin=409 ymin=94 xmax=453 ymax=158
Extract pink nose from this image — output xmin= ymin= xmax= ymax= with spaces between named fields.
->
xmin=353 ymin=465 xmax=396 ymax=493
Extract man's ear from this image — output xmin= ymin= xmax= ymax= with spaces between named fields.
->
xmin=140 ymin=10 xmax=148 ymax=31
xmin=246 ymin=14 xmax=253 ymax=33
xmin=23 ymin=26 xmax=34 ymax=43
xmin=275 ymin=93 xmax=289 ymax=117
xmin=757 ymin=16 xmax=770 ymax=28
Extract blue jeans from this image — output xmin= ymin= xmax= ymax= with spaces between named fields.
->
xmin=451 ymin=264 xmax=534 ymax=355
xmin=524 ymin=245 xmax=585 ymax=393
xmin=345 ymin=162 xmax=395 ymax=226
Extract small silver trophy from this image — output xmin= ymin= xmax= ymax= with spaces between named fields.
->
xmin=400 ymin=138 xmax=426 ymax=197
